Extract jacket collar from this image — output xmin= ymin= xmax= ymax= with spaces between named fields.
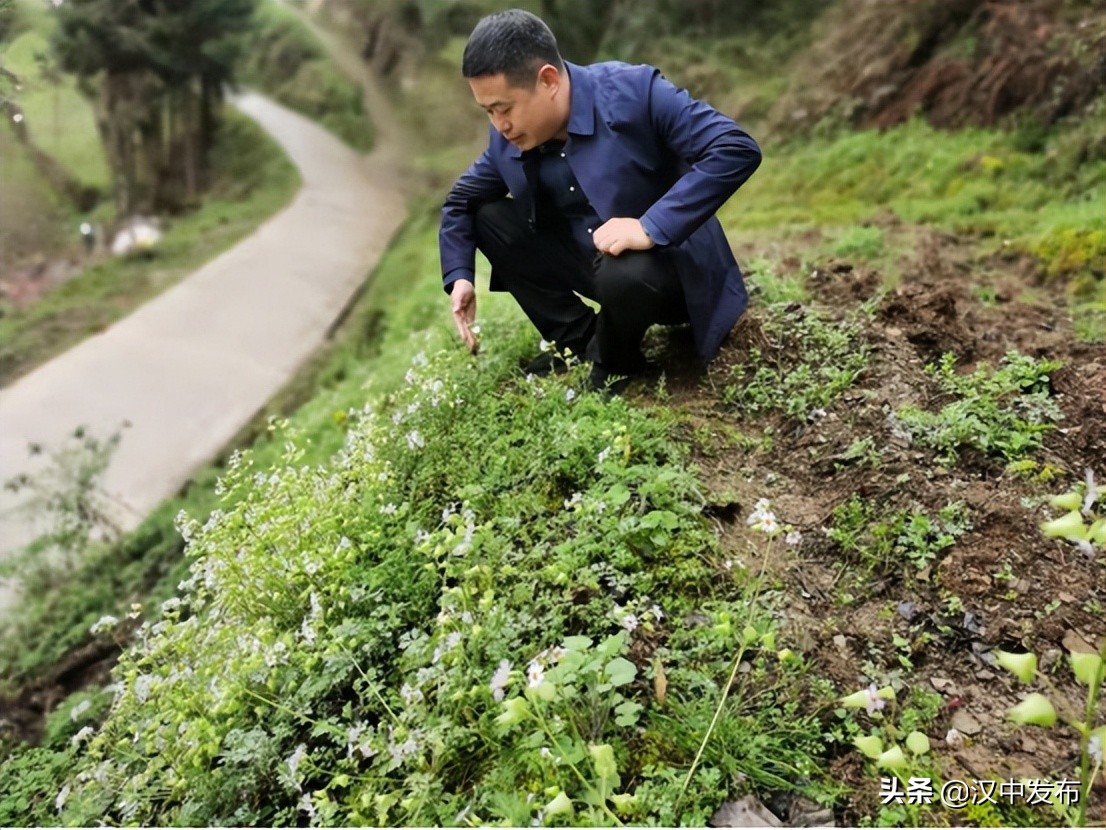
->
xmin=507 ymin=62 xmax=595 ymax=158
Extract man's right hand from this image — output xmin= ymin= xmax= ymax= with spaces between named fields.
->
xmin=450 ymin=279 xmax=479 ymax=353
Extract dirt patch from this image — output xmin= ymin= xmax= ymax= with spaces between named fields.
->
xmin=642 ymin=221 xmax=1106 ymax=823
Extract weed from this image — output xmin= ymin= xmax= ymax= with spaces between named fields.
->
xmin=831 ymin=226 xmax=885 ymax=261
xmin=894 ymin=351 xmax=1063 ymax=465
xmin=722 ymin=307 xmax=869 ymax=421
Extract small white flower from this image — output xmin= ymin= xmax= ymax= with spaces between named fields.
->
xmin=540 ymin=747 xmax=553 ymax=759
xmin=864 ymin=683 xmax=886 ymax=715
xmin=550 ymin=646 xmax=566 ymax=663
xmin=70 ymin=700 xmax=92 ymax=722
xmin=525 ymin=373 xmax=536 ymax=383
xmin=400 ymin=683 xmax=424 ymax=706
xmin=287 ymin=744 xmax=308 ymax=783
xmin=756 ymin=514 xmax=779 ymax=535
xmin=597 ymin=446 xmax=611 ymax=464
xmin=621 ymin=613 xmax=640 ymax=632
xmin=490 ymin=659 xmax=512 ymax=701
xmin=405 ymin=368 xmax=418 ymax=385
xmin=650 ymin=603 xmax=664 ymax=621
xmin=377 ymin=471 xmax=388 ymax=482
xmin=470 ymin=324 xmax=482 ymax=335
xmin=413 ymin=351 xmax=428 ymax=367
xmin=565 ymin=388 xmax=576 ymax=402
xmin=71 ymin=726 xmax=95 ymax=745
xmin=89 ymin=615 xmax=119 ymax=636
xmin=380 ymin=502 xmax=397 ymax=515
xmin=13 ymin=112 xmax=24 ymax=124
xmin=406 ymin=430 xmax=424 ymax=450
xmin=299 ymin=794 xmax=315 ymax=818
xmin=55 ymin=784 xmax=71 ymax=813
xmin=785 ymin=530 xmax=803 ymax=547
xmin=528 ymin=660 xmax=545 ymax=688
xmin=1088 ymin=731 xmax=1103 ymax=765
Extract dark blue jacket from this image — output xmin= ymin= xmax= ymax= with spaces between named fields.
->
xmin=439 ymin=61 xmax=761 ymax=361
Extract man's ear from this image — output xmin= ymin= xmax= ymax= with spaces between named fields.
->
xmin=536 ymin=63 xmax=561 ymax=96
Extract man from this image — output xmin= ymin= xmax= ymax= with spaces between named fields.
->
xmin=439 ymin=9 xmax=761 ymax=391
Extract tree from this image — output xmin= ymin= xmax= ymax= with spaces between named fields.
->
xmin=52 ymin=0 xmax=258 ymax=214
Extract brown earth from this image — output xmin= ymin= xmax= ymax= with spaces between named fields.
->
xmin=641 ymin=222 xmax=1106 ymax=824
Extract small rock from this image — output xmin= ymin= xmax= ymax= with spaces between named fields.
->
xmin=897 ymin=601 xmax=918 ymax=622
xmin=832 ymin=634 xmax=848 ymax=654
xmin=976 ymin=669 xmax=996 ymax=681
xmin=951 ymin=710 xmax=983 ymax=736
xmin=931 ymin=677 xmax=959 ymax=695
xmin=710 ymin=795 xmax=783 ymax=827
xmin=1063 ymin=630 xmax=1095 ymax=654
xmin=1058 ymin=592 xmax=1077 ymax=604
xmin=1020 ymin=735 xmax=1038 ymax=753
xmin=1040 ymin=648 xmax=1062 ymax=671
xmin=945 ymin=728 xmax=966 ymax=750
xmin=788 ymin=796 xmax=835 ymax=827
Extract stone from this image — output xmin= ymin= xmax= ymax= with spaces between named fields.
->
xmin=951 ymin=710 xmax=983 ymax=736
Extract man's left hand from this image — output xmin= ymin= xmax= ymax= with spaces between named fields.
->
xmin=592 ymin=218 xmax=655 ymax=256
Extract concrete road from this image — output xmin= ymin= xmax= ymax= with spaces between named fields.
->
xmin=0 ymin=90 xmax=408 ymax=616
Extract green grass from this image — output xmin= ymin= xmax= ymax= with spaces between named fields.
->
xmin=719 ymin=113 xmax=1105 ymax=339
xmin=0 ymin=130 xmax=69 ymax=264
xmin=0 ymin=111 xmax=300 ymax=385
xmin=1 ymin=29 xmax=110 ymax=190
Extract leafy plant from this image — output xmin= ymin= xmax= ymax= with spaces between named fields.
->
xmin=894 ymin=351 xmax=1062 ymax=465
xmin=722 ymin=307 xmax=869 ymax=421
xmin=828 ymin=496 xmax=970 ymax=574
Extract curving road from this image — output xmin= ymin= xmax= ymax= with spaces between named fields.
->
xmin=0 ymin=78 xmax=410 ymax=615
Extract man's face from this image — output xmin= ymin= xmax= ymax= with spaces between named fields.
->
xmin=469 ymin=67 xmax=563 ymax=152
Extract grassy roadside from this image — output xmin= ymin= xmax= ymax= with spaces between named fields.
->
xmin=239 ymin=0 xmax=373 ymax=152
xmin=0 ymin=110 xmax=300 ymax=386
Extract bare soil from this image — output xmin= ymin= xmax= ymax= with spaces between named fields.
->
xmin=645 ymin=223 xmax=1106 ymax=823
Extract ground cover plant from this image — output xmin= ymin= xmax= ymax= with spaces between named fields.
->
xmin=2 ymin=2 xmax=1104 ymax=823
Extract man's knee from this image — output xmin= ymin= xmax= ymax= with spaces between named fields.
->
xmin=475 ymin=199 xmax=528 ymax=253
xmin=595 ymin=251 xmax=657 ymax=305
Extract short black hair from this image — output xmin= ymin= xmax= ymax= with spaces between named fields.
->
xmin=461 ymin=9 xmax=564 ymax=88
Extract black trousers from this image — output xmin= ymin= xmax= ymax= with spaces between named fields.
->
xmin=474 ymin=198 xmax=688 ymax=373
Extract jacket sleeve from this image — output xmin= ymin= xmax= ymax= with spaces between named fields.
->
xmin=639 ymin=70 xmax=761 ymax=247
xmin=439 ymin=134 xmax=510 ymax=293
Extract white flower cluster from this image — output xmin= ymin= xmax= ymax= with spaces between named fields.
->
xmin=746 ymin=498 xmax=803 ymax=546
xmin=489 ymin=659 xmax=512 ymax=701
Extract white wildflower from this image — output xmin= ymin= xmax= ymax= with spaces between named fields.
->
xmin=400 ymin=683 xmax=424 ymax=706
xmin=406 ymin=430 xmax=424 ymax=450
xmin=597 ymin=446 xmax=611 ymax=464
xmin=71 ymin=726 xmax=95 ymax=745
xmin=786 ymin=530 xmax=803 ymax=547
xmin=70 ymin=700 xmax=92 ymax=722
xmin=405 ymin=368 xmax=418 ymax=385
xmin=565 ymin=388 xmax=576 ymax=402
xmin=55 ymin=784 xmax=71 ymax=813
xmin=286 ymin=744 xmax=308 ymax=788
xmin=89 ymin=615 xmax=119 ymax=636
xmin=756 ymin=513 xmax=780 ymax=535
xmin=490 ymin=659 xmax=512 ymax=701
xmin=864 ymin=683 xmax=886 ymax=715
xmin=540 ymin=747 xmax=553 ymax=759
xmin=1088 ymin=731 xmax=1103 ymax=766
xmin=380 ymin=502 xmax=398 ymax=515
xmin=377 ymin=471 xmax=388 ymax=481
xmin=299 ymin=794 xmax=315 ymax=818
xmin=621 ymin=613 xmax=640 ymax=632
xmin=650 ymin=603 xmax=665 ymax=621
xmin=528 ymin=660 xmax=545 ymax=688
xmin=550 ymin=646 xmax=566 ymax=663
xmin=413 ymin=351 xmax=428 ymax=367
xmin=414 ymin=530 xmax=431 ymax=545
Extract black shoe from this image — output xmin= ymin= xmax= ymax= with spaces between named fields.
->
xmin=524 ymin=341 xmax=588 ymax=376
xmin=524 ymin=350 xmax=571 ymax=376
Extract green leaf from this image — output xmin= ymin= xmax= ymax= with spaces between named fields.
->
xmin=563 ymin=635 xmax=593 ymax=652
xmin=1049 ymin=492 xmax=1082 ymax=511
xmin=905 ymin=731 xmax=930 ymax=756
xmin=854 ymin=735 xmax=883 ymax=759
xmin=1041 ymin=510 xmax=1088 ymax=542
xmin=544 ymin=791 xmax=574 ymax=818
xmin=589 ymin=744 xmax=618 ymax=782
xmin=614 ymin=699 xmax=643 ymax=727
xmin=1008 ymin=693 xmax=1057 ymax=727
xmin=995 ymin=650 xmax=1038 ymax=684
xmin=606 ymin=657 xmax=637 ymax=687
xmin=876 ymin=746 xmax=907 ymax=770
xmin=1070 ymin=651 xmax=1103 ymax=686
